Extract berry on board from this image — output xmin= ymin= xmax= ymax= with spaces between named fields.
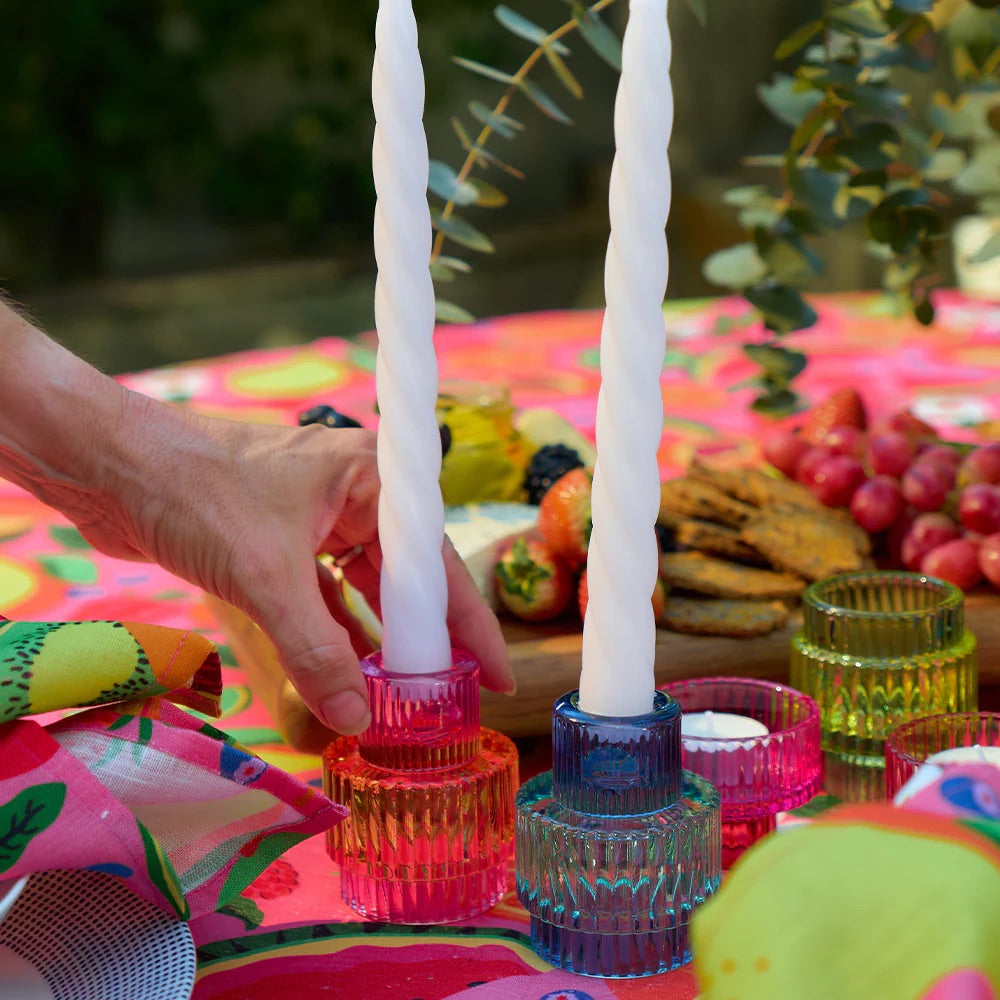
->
xmin=523 ymin=444 xmax=585 ymax=505
xmin=537 ymin=467 xmax=593 ymax=569
xmin=494 ymin=536 xmax=573 ymax=622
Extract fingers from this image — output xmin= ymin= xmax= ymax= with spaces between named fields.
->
xmin=316 ymin=560 xmax=378 ymax=659
xmin=252 ymin=558 xmax=372 ymax=736
xmin=442 ymin=537 xmax=515 ymax=694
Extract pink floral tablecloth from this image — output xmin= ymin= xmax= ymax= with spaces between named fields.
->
xmin=2 ymin=291 xmax=999 ymax=999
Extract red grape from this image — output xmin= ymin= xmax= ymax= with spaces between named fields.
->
xmin=795 ymin=446 xmax=834 ymax=486
xmin=809 ymin=455 xmax=866 ymax=507
xmin=912 ymin=456 xmax=956 ymax=492
xmin=822 ymin=425 xmax=867 ymax=458
xmin=867 ymin=431 xmax=916 ymax=478
xmin=901 ymin=463 xmax=951 ymax=512
xmin=979 ymin=533 xmax=1000 ymax=588
xmin=901 ymin=512 xmax=960 ymax=571
xmin=958 ymin=483 xmax=1000 ymax=535
xmin=762 ymin=431 xmax=810 ymax=479
xmin=886 ymin=505 xmax=917 ymax=564
xmin=957 ymin=443 xmax=1000 ymax=488
xmin=849 ymin=475 xmax=905 ymax=533
xmin=921 ymin=538 xmax=983 ymax=591
xmin=916 ymin=444 xmax=961 ymax=470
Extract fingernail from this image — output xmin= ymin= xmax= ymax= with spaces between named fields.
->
xmin=322 ymin=690 xmax=371 ymax=735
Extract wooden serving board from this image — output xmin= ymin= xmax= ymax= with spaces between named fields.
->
xmin=207 ymin=591 xmax=1000 ymax=750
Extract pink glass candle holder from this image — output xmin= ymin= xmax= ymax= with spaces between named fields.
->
xmin=323 ymin=650 xmax=518 ymax=924
xmin=662 ymin=677 xmax=822 ymax=867
xmin=885 ymin=712 xmax=1000 ymax=798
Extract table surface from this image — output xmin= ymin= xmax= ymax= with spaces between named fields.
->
xmin=2 ymin=290 xmax=1000 ymax=1000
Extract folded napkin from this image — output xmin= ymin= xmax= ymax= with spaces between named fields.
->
xmin=0 ymin=616 xmax=222 ymax=721
xmin=691 ymin=765 xmax=1000 ymax=1000
xmin=0 ymin=616 xmax=345 ymax=921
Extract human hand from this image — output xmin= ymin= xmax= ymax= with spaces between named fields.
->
xmin=79 ymin=393 xmax=514 ymax=737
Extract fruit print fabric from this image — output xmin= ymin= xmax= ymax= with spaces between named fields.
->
xmin=0 ymin=616 xmax=222 ymax=721
xmin=0 ymin=700 xmax=345 ymax=920
xmin=691 ymin=769 xmax=1000 ymax=1000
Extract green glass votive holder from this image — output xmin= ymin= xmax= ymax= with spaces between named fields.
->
xmin=790 ymin=571 xmax=977 ymax=802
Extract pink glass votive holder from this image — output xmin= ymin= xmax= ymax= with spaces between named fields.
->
xmin=662 ymin=677 xmax=822 ymax=867
xmin=885 ymin=712 xmax=1000 ymax=798
xmin=323 ymin=650 xmax=518 ymax=924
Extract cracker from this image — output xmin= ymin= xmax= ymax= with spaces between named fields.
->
xmin=659 ymin=550 xmax=806 ymax=600
xmin=689 ymin=459 xmax=823 ymax=511
xmin=675 ymin=519 xmax=766 ymax=565
xmin=659 ymin=478 xmax=756 ymax=528
xmin=659 ymin=595 xmax=790 ymax=638
xmin=740 ymin=507 xmax=866 ymax=581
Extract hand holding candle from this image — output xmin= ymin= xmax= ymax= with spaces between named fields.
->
xmin=372 ymin=0 xmax=450 ymax=674
xmin=580 ymin=0 xmax=673 ymax=718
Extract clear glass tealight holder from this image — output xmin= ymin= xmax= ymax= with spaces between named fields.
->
xmin=323 ymin=650 xmax=518 ymax=924
xmin=515 ymin=691 xmax=721 ymax=978
xmin=885 ymin=712 xmax=1000 ymax=798
xmin=663 ymin=677 xmax=822 ymax=867
xmin=790 ymin=571 xmax=978 ymax=802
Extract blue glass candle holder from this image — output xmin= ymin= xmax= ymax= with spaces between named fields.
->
xmin=515 ymin=691 xmax=721 ymax=978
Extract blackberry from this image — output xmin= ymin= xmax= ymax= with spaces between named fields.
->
xmin=655 ymin=521 xmax=678 ymax=553
xmin=298 ymin=404 xmax=362 ymax=429
xmin=524 ymin=444 xmax=585 ymax=504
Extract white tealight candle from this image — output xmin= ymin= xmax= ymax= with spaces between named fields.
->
xmin=371 ymin=0 xmax=451 ymax=674
xmin=681 ymin=711 xmax=770 ymax=742
xmin=579 ymin=0 xmax=673 ymax=718
xmin=927 ymin=744 xmax=1000 ymax=767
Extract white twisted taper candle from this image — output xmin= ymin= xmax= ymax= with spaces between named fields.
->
xmin=580 ymin=0 xmax=672 ymax=716
xmin=372 ymin=0 xmax=451 ymax=674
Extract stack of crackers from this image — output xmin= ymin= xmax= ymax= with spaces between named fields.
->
xmin=656 ymin=460 xmax=872 ymax=638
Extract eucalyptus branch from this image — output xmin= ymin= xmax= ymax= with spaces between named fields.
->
xmin=431 ymin=0 xmax=620 ymax=265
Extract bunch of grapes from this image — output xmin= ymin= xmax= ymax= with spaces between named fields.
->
xmin=763 ymin=419 xmax=1000 ymax=592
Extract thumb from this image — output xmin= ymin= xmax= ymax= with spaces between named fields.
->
xmin=252 ymin=562 xmax=372 ymax=737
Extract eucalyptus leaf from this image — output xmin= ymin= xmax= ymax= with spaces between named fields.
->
xmin=428 ymin=160 xmax=478 ymax=206
xmin=435 ymin=298 xmax=477 ymax=324
xmin=702 ymin=243 xmax=768 ymax=289
xmin=468 ymin=101 xmax=524 ymax=139
xmin=953 ymin=145 xmax=1000 ymax=197
xmin=495 ymin=6 xmax=570 ymax=53
xmin=744 ymin=283 xmax=819 ymax=334
xmin=751 ymin=389 xmax=803 ymax=417
xmin=891 ymin=0 xmax=933 ymax=11
xmin=923 ymin=147 xmax=966 ymax=182
xmin=743 ymin=343 xmax=808 ymax=379
xmin=832 ymin=122 xmax=901 ymax=171
xmin=468 ymin=178 xmax=508 ymax=207
xmin=517 ymin=77 xmax=573 ymax=124
xmin=723 ymin=185 xmax=771 ymax=207
xmin=430 ymin=210 xmax=495 ymax=253
xmin=544 ymin=46 xmax=584 ymax=100
xmin=757 ymin=235 xmax=822 ymax=285
xmin=451 ymin=56 xmax=517 ymax=86
xmin=828 ymin=3 xmax=890 ymax=38
xmin=573 ymin=8 xmax=622 ymax=70
xmin=757 ymin=74 xmax=824 ymax=128
xmin=438 ymin=255 xmax=472 ymax=273
xmin=775 ymin=19 xmax=824 ymax=61
xmin=430 ymin=260 xmax=455 ymax=282
xmin=451 ymin=118 xmax=489 ymax=168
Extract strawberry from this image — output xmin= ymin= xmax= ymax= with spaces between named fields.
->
xmin=878 ymin=407 xmax=939 ymax=444
xmin=537 ymin=467 xmax=592 ymax=569
xmin=494 ymin=536 xmax=573 ymax=622
xmin=799 ymin=388 xmax=868 ymax=445
xmin=577 ymin=568 xmax=667 ymax=622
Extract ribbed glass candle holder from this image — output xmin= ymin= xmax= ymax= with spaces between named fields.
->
xmin=663 ymin=677 xmax=822 ymax=867
xmin=885 ymin=711 xmax=1000 ymax=798
xmin=515 ymin=691 xmax=721 ymax=978
xmin=790 ymin=571 xmax=977 ymax=802
xmin=323 ymin=651 xmax=518 ymax=923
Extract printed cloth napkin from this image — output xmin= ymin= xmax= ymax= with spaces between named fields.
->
xmin=0 ymin=617 xmax=346 ymax=920
xmin=691 ymin=764 xmax=1000 ymax=1000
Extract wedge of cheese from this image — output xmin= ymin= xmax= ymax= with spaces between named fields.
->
xmin=446 ymin=502 xmax=539 ymax=609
